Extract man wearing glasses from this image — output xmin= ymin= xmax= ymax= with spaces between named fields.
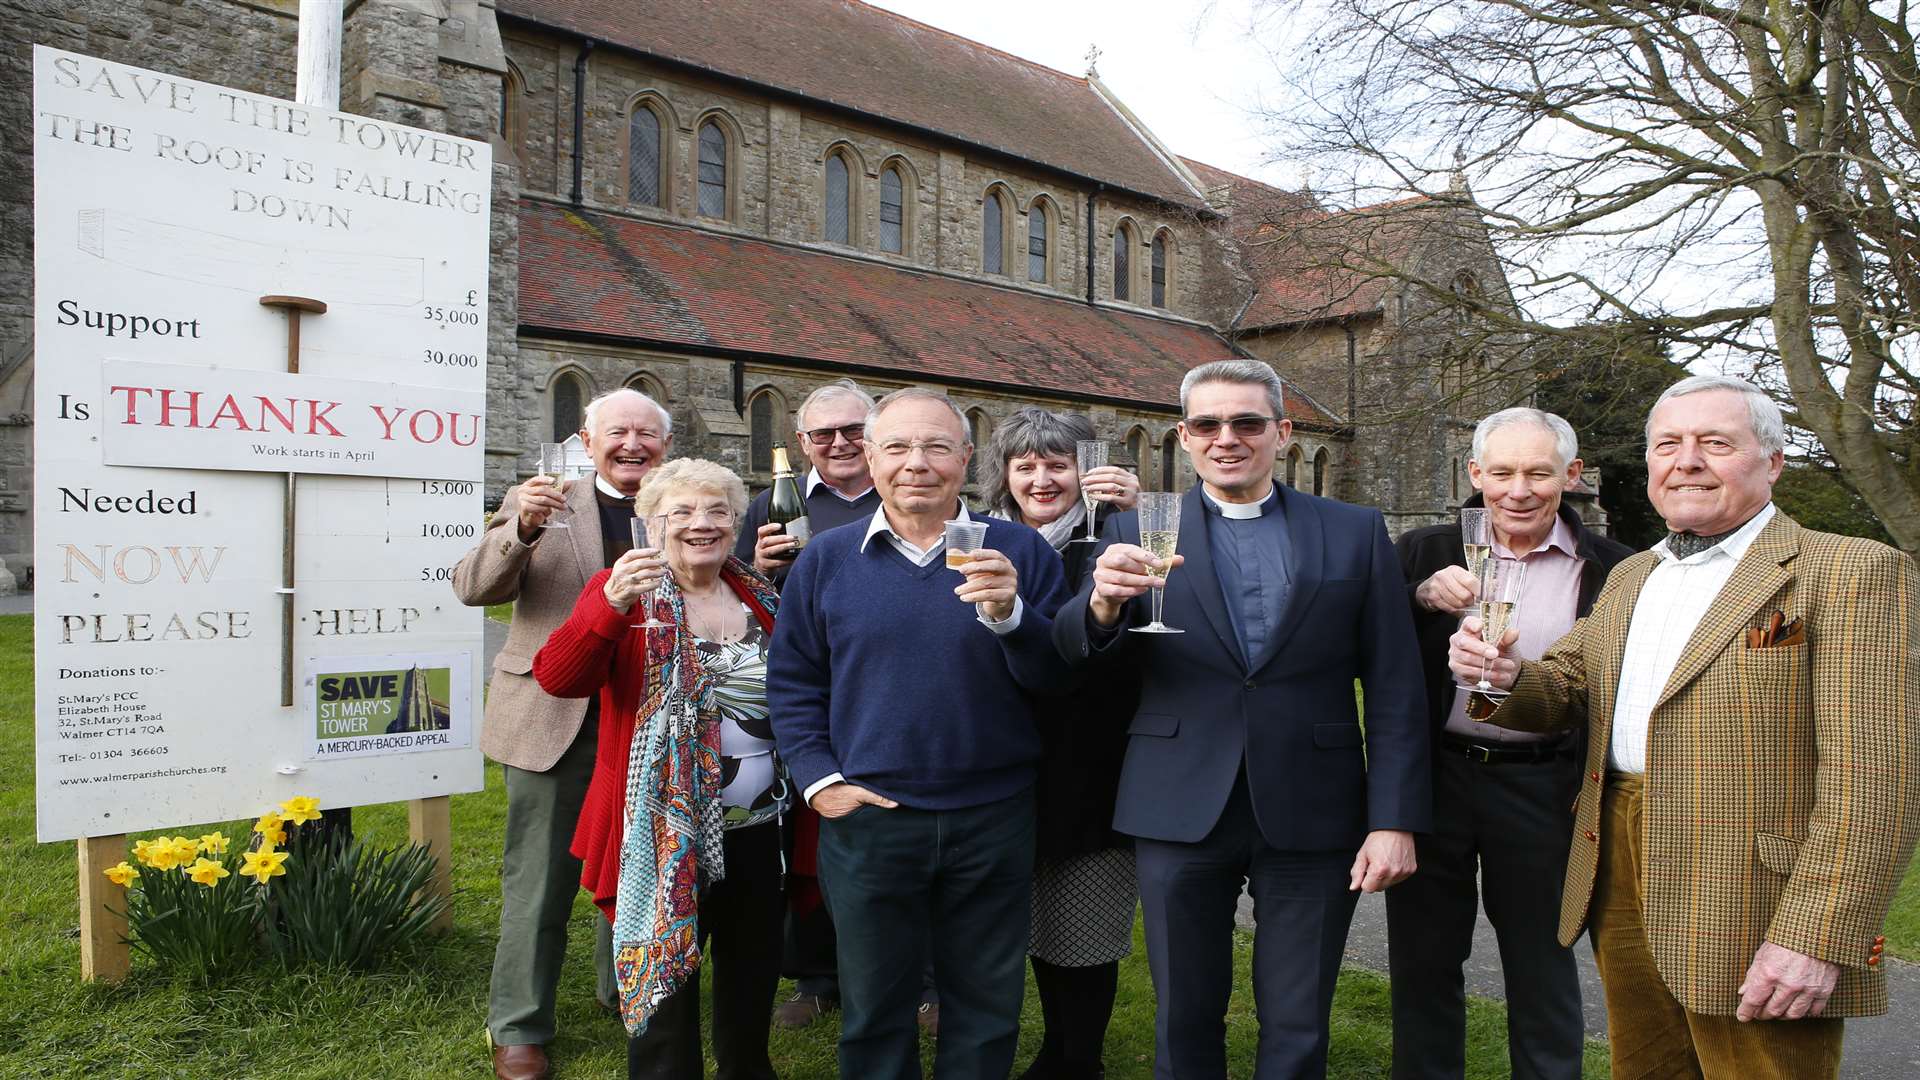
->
xmin=770 ymin=387 xmax=1071 ymax=1080
xmin=1055 ymin=358 xmax=1430 ymax=1079
xmin=736 ymin=378 xmax=881 ymax=580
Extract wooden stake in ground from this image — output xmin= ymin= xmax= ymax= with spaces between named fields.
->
xmin=407 ymin=795 xmax=454 ymax=933
xmin=76 ymin=835 xmax=129 ymax=983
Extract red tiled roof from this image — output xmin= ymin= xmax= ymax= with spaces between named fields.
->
xmin=1237 ymin=196 xmax=1440 ymax=329
xmin=517 ymin=200 xmax=1336 ymax=424
xmin=1181 ymin=158 xmax=1319 ymax=243
xmin=499 ymin=0 xmax=1205 ymax=207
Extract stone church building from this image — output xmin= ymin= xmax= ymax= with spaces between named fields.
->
xmin=0 ymin=0 xmax=1555 ymax=589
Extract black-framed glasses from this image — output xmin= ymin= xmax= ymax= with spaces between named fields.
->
xmin=802 ymin=424 xmax=866 ymax=446
xmin=1182 ymin=414 xmax=1277 ymax=438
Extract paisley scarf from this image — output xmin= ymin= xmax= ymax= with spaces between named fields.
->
xmin=612 ymin=555 xmax=779 ymax=1036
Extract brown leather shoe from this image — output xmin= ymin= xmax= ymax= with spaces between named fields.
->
xmin=492 ymin=1043 xmax=552 ymax=1080
xmin=772 ymin=990 xmax=836 ymax=1029
xmin=917 ymin=1001 xmax=940 ymax=1037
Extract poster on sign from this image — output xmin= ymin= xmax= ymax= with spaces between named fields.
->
xmin=33 ymin=46 xmax=490 ymax=843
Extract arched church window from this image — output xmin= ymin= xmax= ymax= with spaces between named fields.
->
xmin=628 ymin=104 xmax=663 ymax=207
xmin=880 ymin=165 xmax=905 ymax=254
xmin=698 ymin=120 xmax=729 ymax=220
xmin=825 ymin=152 xmax=851 ymax=245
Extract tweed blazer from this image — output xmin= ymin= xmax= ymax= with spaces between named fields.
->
xmin=1491 ymin=511 xmax=1919 ymax=1017
xmin=452 ymin=477 xmax=605 ymax=772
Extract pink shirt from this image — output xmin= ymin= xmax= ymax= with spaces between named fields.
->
xmin=1446 ymin=515 xmax=1585 ymax=744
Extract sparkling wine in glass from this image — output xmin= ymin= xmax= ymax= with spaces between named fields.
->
xmin=1473 ymin=556 xmax=1526 ymax=695
xmin=1073 ymin=440 xmax=1109 ymax=543
xmin=1130 ymin=491 xmax=1184 ymax=635
xmin=1459 ymin=507 xmax=1492 ymax=582
xmin=536 ymin=442 xmax=571 ymax=529
xmin=628 ymin=515 xmax=671 ymax=630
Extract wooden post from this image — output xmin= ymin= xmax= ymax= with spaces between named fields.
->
xmin=77 ymin=835 xmax=130 ymax=983
xmin=408 ymin=795 xmax=454 ymax=934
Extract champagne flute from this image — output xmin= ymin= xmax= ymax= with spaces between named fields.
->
xmin=1073 ymin=440 xmax=1109 ymax=543
xmin=1459 ymin=508 xmax=1492 ymax=582
xmin=537 ymin=442 xmax=570 ymax=530
xmin=629 ymin=515 xmax=671 ymax=630
xmin=1473 ymin=557 xmax=1526 ymax=695
xmin=1130 ymin=491 xmax=1185 ymax=634
xmin=944 ymin=519 xmax=990 ymax=616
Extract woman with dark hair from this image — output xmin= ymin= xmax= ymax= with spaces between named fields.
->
xmin=984 ymin=406 xmax=1141 ymax=1080
xmin=533 ymin=458 xmax=786 ymax=1080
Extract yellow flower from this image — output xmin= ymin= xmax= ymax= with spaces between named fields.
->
xmin=197 ymin=832 xmax=230 ymax=856
xmin=103 ymin=861 xmax=140 ymax=887
xmin=145 ymin=841 xmax=180 ymax=871
xmin=167 ymin=836 xmax=200 ymax=866
xmin=278 ymin=796 xmax=322 ymax=825
xmin=238 ymin=848 xmax=289 ymax=883
xmin=253 ymin=811 xmax=283 ymax=835
xmin=131 ymin=838 xmax=158 ymax=867
xmin=185 ymin=857 xmax=230 ymax=887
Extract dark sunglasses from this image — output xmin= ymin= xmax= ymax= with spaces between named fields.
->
xmin=802 ymin=424 xmax=867 ymax=446
xmin=1182 ymin=414 xmax=1277 ymax=438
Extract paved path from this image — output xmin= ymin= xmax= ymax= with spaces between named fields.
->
xmin=1239 ymin=888 xmax=1920 ymax=1076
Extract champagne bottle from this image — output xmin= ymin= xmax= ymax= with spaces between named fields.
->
xmin=767 ymin=446 xmax=812 ymax=553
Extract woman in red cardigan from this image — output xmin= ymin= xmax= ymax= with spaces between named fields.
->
xmin=533 ymin=457 xmax=784 ymax=1080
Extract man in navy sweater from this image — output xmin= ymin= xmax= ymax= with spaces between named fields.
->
xmin=769 ymin=387 xmax=1071 ymax=1080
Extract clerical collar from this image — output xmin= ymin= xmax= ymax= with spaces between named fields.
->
xmin=1201 ymin=486 xmax=1278 ymax=520
xmin=593 ymin=475 xmax=634 ymax=502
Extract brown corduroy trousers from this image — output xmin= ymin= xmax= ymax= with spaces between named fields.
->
xmin=1590 ymin=774 xmax=1844 ymax=1079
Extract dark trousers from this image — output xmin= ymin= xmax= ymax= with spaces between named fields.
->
xmin=628 ymin=822 xmax=785 ymax=1080
xmin=817 ymin=787 xmax=1036 ymax=1080
xmin=1024 ymin=957 xmax=1120 ymax=1078
xmin=1135 ymin=771 xmax=1358 ymax=1080
xmin=1386 ymin=749 xmax=1586 ymax=1079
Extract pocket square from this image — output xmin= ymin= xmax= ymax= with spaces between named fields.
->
xmin=1746 ymin=612 xmax=1804 ymax=649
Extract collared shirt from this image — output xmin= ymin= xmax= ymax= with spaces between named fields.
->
xmin=807 ymin=502 xmax=1022 ymax=806
xmin=805 ymin=468 xmax=876 ymax=504
xmin=1199 ymin=486 xmax=1290 ymax=669
xmin=593 ymin=474 xmax=634 ymax=502
xmin=1447 ymin=515 xmax=1583 ymax=744
xmin=1609 ymin=503 xmax=1778 ymax=773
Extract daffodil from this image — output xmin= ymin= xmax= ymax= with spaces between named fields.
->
xmin=197 ymin=832 xmax=230 ymax=856
xmin=238 ymin=848 xmax=289 ymax=883
xmin=185 ymin=857 xmax=230 ymax=887
xmin=278 ymin=796 xmax=321 ymax=825
xmin=167 ymin=836 xmax=200 ymax=866
xmin=145 ymin=842 xmax=180 ymax=871
xmin=131 ymin=838 xmax=157 ymax=867
xmin=103 ymin=861 xmax=140 ymax=887
xmin=252 ymin=812 xmax=287 ymax=848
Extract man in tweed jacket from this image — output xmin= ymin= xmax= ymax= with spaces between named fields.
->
xmin=1451 ymin=375 xmax=1918 ymax=1079
xmin=453 ymin=388 xmax=673 ymax=1080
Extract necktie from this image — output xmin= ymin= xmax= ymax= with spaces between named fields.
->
xmin=1665 ymin=529 xmax=1735 ymax=560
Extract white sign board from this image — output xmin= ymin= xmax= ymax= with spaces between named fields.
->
xmin=34 ymin=47 xmax=490 ymax=842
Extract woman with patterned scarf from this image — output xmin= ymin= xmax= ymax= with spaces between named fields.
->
xmin=534 ymin=458 xmax=786 ymax=1080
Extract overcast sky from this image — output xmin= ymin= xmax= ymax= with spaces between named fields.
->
xmin=867 ymin=0 xmax=1303 ymax=190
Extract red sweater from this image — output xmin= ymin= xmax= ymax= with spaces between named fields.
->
xmin=532 ymin=567 xmax=775 ymax=920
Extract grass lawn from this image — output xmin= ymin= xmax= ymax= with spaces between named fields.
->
xmin=0 ymin=611 xmax=1619 ymax=1078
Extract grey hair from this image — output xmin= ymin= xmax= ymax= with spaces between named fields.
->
xmin=983 ymin=407 xmax=1096 ymax=517
xmin=1471 ymin=408 xmax=1579 ymax=471
xmin=582 ymin=386 xmax=672 ymax=436
xmin=864 ymin=387 xmax=972 ymax=444
xmin=796 ymin=378 xmax=876 ymax=431
xmin=1646 ymin=375 xmax=1785 ymax=455
xmin=1179 ymin=359 xmax=1287 ymax=420
xmin=634 ymin=457 xmax=749 ymax=524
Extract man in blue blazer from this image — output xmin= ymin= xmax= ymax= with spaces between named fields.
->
xmin=1055 ymin=359 xmax=1431 ymax=1078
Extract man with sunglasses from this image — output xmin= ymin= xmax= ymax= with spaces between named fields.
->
xmin=1055 ymin=358 xmax=1430 ymax=1079
xmin=735 ymin=378 xmax=882 ymax=581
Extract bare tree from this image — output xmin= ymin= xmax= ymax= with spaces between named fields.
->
xmin=1252 ymin=0 xmax=1920 ymax=554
